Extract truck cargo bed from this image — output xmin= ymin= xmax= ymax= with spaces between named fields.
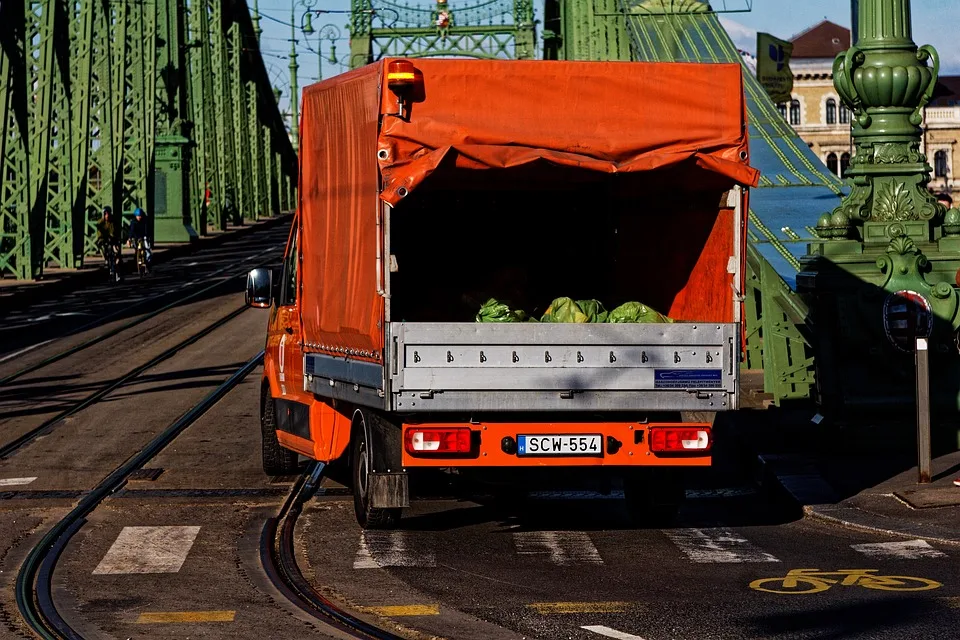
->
xmin=304 ymin=322 xmax=738 ymax=413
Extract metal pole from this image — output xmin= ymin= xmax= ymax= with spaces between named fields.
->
xmin=289 ymin=2 xmax=299 ymax=153
xmin=916 ymin=337 xmax=932 ymax=484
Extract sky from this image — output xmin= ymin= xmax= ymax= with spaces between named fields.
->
xmin=255 ymin=0 xmax=960 ymax=118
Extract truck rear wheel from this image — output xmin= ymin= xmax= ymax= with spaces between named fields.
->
xmin=352 ymin=422 xmax=401 ymax=529
xmin=261 ymin=390 xmax=299 ymax=476
xmin=623 ymin=469 xmax=685 ymax=527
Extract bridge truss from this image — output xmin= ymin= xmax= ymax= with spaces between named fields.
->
xmin=349 ymin=0 xmax=536 ymax=69
xmin=0 ymin=0 xmax=296 ymax=280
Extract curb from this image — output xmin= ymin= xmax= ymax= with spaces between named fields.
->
xmin=757 ymin=453 xmax=960 ymax=547
xmin=1 ymin=214 xmax=291 ymax=313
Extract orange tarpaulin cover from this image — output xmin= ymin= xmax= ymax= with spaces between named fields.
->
xmin=298 ymin=59 xmax=758 ymax=359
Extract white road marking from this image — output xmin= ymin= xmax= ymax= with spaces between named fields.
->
xmin=513 ymin=531 xmax=603 ymax=565
xmin=0 ymin=477 xmax=37 ymax=487
xmin=353 ymin=531 xmax=436 ymax=569
xmin=664 ymin=528 xmax=780 ymax=563
xmin=0 ymin=340 xmax=55 ymax=363
xmin=851 ymin=539 xmax=946 ymax=559
xmin=685 ymin=486 xmax=757 ymax=500
xmin=582 ymin=625 xmax=647 ymax=640
xmin=93 ymin=526 xmax=201 ymax=574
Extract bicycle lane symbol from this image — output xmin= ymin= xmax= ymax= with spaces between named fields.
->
xmin=750 ymin=569 xmax=943 ymax=595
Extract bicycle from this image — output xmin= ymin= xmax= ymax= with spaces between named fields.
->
xmin=100 ymin=241 xmax=123 ymax=284
xmin=750 ymin=568 xmax=942 ymax=595
xmin=133 ymin=238 xmax=149 ymax=278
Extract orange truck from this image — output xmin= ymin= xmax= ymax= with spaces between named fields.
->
xmin=247 ymin=58 xmax=759 ymax=528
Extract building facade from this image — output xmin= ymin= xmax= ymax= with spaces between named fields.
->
xmin=770 ymin=20 xmax=960 ymax=202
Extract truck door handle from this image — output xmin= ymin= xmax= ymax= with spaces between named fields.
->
xmin=284 ymin=327 xmax=294 ymax=335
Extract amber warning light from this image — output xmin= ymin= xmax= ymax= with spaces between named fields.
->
xmin=387 ymin=60 xmax=419 ymax=118
xmin=387 ymin=60 xmax=416 ymax=92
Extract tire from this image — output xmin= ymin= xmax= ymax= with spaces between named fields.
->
xmin=352 ymin=417 xmax=401 ymax=530
xmin=623 ymin=469 xmax=685 ymax=527
xmin=261 ymin=390 xmax=298 ymax=476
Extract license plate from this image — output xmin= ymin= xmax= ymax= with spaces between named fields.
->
xmin=517 ymin=434 xmax=603 ymax=456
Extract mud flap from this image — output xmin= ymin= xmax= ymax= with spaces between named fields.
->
xmin=366 ymin=412 xmax=409 ymax=508
xmin=369 ymin=472 xmax=410 ymax=508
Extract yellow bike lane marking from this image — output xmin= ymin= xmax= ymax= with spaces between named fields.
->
xmin=749 ymin=569 xmax=943 ymax=594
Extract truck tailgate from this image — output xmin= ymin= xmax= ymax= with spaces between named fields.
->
xmin=389 ymin=322 xmax=738 ymax=412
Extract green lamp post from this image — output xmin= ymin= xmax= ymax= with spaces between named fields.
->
xmin=802 ymin=0 xmax=960 ymax=417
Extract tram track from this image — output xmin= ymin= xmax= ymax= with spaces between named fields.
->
xmin=0 ymin=241 xmax=284 ymax=387
xmin=0 ymin=303 xmax=250 ymax=460
xmin=14 ymin=352 xmax=265 ymax=640
xmin=261 ymin=462 xmax=405 ymax=640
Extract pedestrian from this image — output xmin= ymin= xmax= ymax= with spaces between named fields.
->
xmin=127 ymin=207 xmax=152 ymax=270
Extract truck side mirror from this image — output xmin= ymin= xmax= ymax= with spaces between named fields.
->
xmin=246 ymin=268 xmax=272 ymax=308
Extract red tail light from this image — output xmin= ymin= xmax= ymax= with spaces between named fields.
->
xmin=649 ymin=427 xmax=711 ymax=453
xmin=404 ymin=427 xmax=472 ymax=454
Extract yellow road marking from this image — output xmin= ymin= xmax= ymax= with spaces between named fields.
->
xmin=528 ymin=602 xmax=631 ymax=614
xmin=361 ymin=604 xmax=440 ymax=616
xmin=135 ymin=611 xmax=236 ymax=623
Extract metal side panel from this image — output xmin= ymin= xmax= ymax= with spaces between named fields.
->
xmin=304 ymin=353 xmax=387 ymax=410
xmin=390 ymin=322 xmax=739 ymax=412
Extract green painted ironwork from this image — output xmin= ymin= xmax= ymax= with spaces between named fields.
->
xmin=802 ymin=0 xmax=960 ymax=413
xmin=0 ymin=0 xmax=295 ymax=279
xmin=350 ymin=0 xmax=536 ymax=68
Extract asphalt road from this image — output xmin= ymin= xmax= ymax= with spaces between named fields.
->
xmin=1 ymin=220 xmax=958 ymax=639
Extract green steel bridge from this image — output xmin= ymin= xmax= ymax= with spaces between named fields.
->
xmin=4 ymin=0 xmax=947 ymax=411
xmin=0 ymin=0 xmax=297 ymax=281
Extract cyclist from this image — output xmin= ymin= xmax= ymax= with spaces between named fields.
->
xmin=96 ymin=206 xmax=122 ymax=279
xmin=127 ymin=207 xmax=152 ymax=272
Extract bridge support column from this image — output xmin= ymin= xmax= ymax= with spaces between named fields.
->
xmin=801 ymin=0 xmax=960 ymax=415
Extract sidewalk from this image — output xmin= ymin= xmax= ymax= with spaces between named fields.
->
xmin=0 ymin=214 xmax=291 ymax=312
xmin=753 ymin=419 xmax=960 ymax=546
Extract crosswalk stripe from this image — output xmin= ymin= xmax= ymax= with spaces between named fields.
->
xmin=851 ymin=539 xmax=946 ymax=559
xmin=513 ymin=531 xmax=603 ymax=565
xmin=93 ymin=526 xmax=201 ymax=575
xmin=582 ymin=625 xmax=647 ymax=640
xmin=664 ymin=528 xmax=780 ymax=563
xmin=0 ymin=477 xmax=37 ymax=487
xmin=353 ymin=531 xmax=436 ymax=569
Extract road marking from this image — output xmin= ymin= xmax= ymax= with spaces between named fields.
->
xmin=136 ymin=611 xmax=235 ymax=623
xmin=513 ymin=531 xmax=603 ymax=565
xmin=359 ymin=604 xmax=439 ymax=616
xmin=353 ymin=531 xmax=436 ymax=569
xmin=664 ymin=528 xmax=780 ymax=563
xmin=750 ymin=568 xmax=942 ymax=594
xmin=93 ymin=526 xmax=201 ymax=574
xmin=0 ymin=477 xmax=37 ymax=487
xmin=582 ymin=625 xmax=647 ymax=640
xmin=0 ymin=340 xmax=55 ymax=363
xmin=851 ymin=539 xmax=946 ymax=559
xmin=685 ymin=486 xmax=757 ymax=500
xmin=528 ymin=602 xmax=630 ymax=614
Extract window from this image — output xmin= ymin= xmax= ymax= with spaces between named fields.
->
xmin=840 ymin=103 xmax=850 ymax=124
xmin=840 ymin=153 xmax=851 ymax=177
xmin=935 ymin=150 xmax=949 ymax=178
xmin=279 ymin=223 xmax=299 ymax=305
xmin=826 ymin=99 xmax=837 ymax=125
xmin=789 ymin=100 xmax=801 ymax=126
xmin=826 ymin=153 xmax=838 ymax=176
xmin=777 ymin=103 xmax=787 ymax=120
